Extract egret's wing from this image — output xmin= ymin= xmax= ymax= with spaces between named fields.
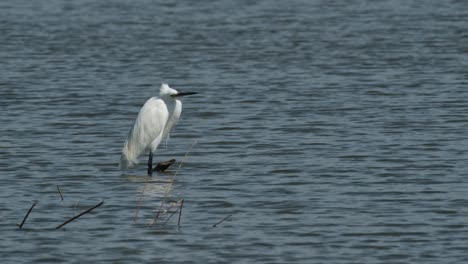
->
xmin=119 ymin=98 xmax=169 ymax=169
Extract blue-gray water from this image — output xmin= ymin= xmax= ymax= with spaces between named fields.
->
xmin=1 ymin=0 xmax=468 ymax=263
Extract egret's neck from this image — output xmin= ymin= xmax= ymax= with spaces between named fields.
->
xmin=162 ymin=96 xmax=176 ymax=103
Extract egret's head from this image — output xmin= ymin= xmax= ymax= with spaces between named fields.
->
xmin=159 ymin=83 xmax=178 ymax=97
xmin=159 ymin=83 xmax=197 ymax=99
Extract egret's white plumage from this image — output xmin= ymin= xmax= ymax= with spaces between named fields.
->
xmin=119 ymin=83 xmax=194 ymax=170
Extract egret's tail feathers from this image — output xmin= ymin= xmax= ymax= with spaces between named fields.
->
xmin=119 ymin=138 xmax=140 ymax=170
xmin=119 ymin=153 xmax=138 ymax=170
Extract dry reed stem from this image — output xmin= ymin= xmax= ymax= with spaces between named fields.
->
xmin=150 ymin=140 xmax=196 ymax=225
xmin=138 ymin=140 xmax=196 ymax=226
xmin=17 ymin=200 xmax=38 ymax=228
xmin=56 ymin=185 xmax=64 ymax=201
xmin=56 ymin=200 xmax=104 ymax=229
xmin=213 ymin=214 xmax=232 ymax=227
xmin=148 ymin=201 xmax=177 ymax=226
xmin=134 ymin=176 xmax=151 ymax=223
xmin=162 ymin=207 xmax=180 ymax=225
xmin=178 ymin=199 xmax=184 ymax=226
xmin=173 ymin=139 xmax=197 ymax=179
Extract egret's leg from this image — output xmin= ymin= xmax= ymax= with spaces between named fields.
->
xmin=147 ymin=151 xmax=153 ymax=176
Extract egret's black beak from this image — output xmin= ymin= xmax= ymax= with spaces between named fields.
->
xmin=175 ymin=92 xmax=198 ymax=97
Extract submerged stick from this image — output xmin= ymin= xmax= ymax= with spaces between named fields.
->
xmin=162 ymin=207 xmax=180 ymax=225
xmin=178 ymin=199 xmax=184 ymax=226
xmin=17 ymin=201 xmax=38 ymax=228
xmin=152 ymin=201 xmax=166 ymax=224
xmin=213 ymin=214 xmax=232 ymax=227
xmin=56 ymin=185 xmax=64 ymax=201
xmin=149 ymin=201 xmax=174 ymax=226
xmin=56 ymin=200 xmax=103 ymax=229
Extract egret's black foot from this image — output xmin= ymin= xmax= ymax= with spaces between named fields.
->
xmin=154 ymin=159 xmax=176 ymax=172
xmin=147 ymin=152 xmax=153 ymax=176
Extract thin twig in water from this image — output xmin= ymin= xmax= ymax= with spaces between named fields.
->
xmin=143 ymin=141 xmax=195 ymax=227
xmin=213 ymin=214 xmax=232 ymax=227
xmin=56 ymin=200 xmax=104 ymax=229
xmin=17 ymin=201 xmax=38 ymax=229
xmin=178 ymin=199 xmax=184 ymax=226
xmin=149 ymin=201 xmax=176 ymax=226
xmin=56 ymin=185 xmax=64 ymax=201
xmin=153 ymin=141 xmax=196 ymax=225
xmin=134 ymin=177 xmax=150 ymax=223
xmin=162 ymin=207 xmax=180 ymax=225
xmin=173 ymin=140 xmax=197 ymax=178
xmin=151 ymin=201 xmax=166 ymax=225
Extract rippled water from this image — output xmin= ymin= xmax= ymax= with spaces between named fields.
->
xmin=1 ymin=0 xmax=468 ymax=263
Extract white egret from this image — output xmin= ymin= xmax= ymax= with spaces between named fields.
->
xmin=119 ymin=83 xmax=197 ymax=175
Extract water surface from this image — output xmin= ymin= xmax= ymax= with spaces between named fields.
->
xmin=1 ymin=0 xmax=468 ymax=263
